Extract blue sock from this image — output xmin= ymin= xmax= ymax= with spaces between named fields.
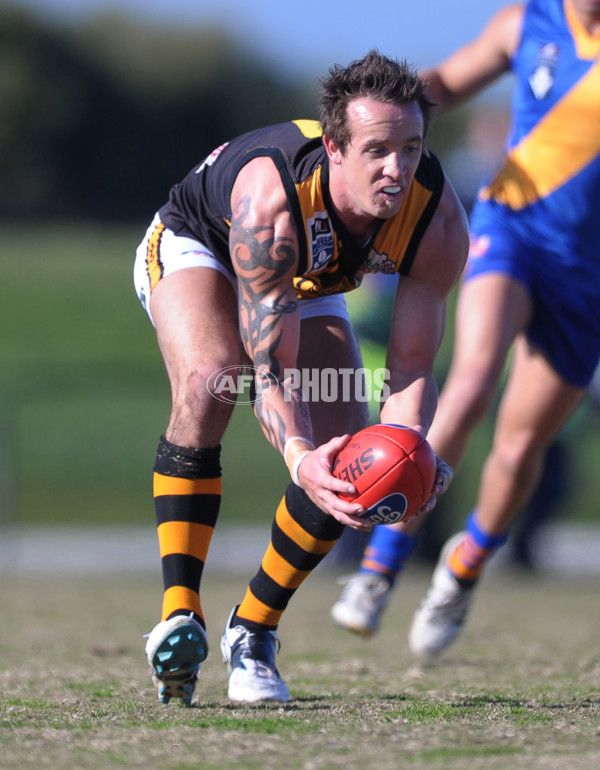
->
xmin=359 ymin=527 xmax=417 ymax=585
xmin=465 ymin=511 xmax=510 ymax=550
xmin=447 ymin=511 xmax=511 ymax=584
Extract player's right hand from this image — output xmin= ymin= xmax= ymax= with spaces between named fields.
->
xmin=296 ymin=435 xmax=373 ymax=531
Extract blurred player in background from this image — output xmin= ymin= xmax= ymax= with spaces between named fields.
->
xmin=134 ymin=50 xmax=467 ymax=705
xmin=331 ymin=0 xmax=600 ymax=653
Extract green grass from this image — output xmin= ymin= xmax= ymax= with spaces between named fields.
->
xmin=0 ymin=567 xmax=599 ymax=769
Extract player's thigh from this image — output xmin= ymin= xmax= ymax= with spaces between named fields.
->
xmin=450 ymin=272 xmax=533 ymax=385
xmin=494 ymin=336 xmax=585 ymax=454
xmin=298 ymin=315 xmax=369 ymax=445
xmin=150 ymin=266 xmax=242 ymax=394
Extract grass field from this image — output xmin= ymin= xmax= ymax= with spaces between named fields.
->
xmin=2 ymin=224 xmax=599 ymax=768
xmin=1 ymin=564 xmax=598 ymax=769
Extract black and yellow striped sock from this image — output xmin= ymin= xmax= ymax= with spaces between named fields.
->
xmin=234 ymin=483 xmax=345 ymax=630
xmin=153 ymin=435 xmax=222 ymax=628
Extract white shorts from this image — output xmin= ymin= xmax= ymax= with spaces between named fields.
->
xmin=134 ymin=213 xmax=350 ymax=326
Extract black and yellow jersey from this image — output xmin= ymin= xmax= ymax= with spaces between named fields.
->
xmin=159 ymin=119 xmax=445 ymax=299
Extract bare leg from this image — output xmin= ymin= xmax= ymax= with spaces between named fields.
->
xmin=472 ymin=336 xmax=584 ymax=535
xmin=408 ymin=340 xmax=585 ymax=658
xmin=151 ymin=267 xmax=242 ymax=448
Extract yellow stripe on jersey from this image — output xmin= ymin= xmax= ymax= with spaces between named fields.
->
xmin=294 ymin=166 xmax=329 ymax=273
xmin=153 ymin=473 xmax=222 ymax=497
xmin=481 ymin=60 xmax=600 ymax=209
xmin=292 ymin=119 xmax=323 ymax=138
xmin=565 ymin=0 xmax=600 ymax=59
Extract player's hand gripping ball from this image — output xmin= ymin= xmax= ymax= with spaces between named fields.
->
xmin=332 ymin=424 xmax=436 ymax=524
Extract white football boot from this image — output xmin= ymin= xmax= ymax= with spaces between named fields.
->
xmin=220 ymin=607 xmax=290 ymax=703
xmin=330 ymin=572 xmax=392 ymax=636
xmin=409 ymin=533 xmax=475 ymax=658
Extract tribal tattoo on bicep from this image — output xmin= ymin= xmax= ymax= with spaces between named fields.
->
xmin=230 ymin=196 xmax=311 ymax=452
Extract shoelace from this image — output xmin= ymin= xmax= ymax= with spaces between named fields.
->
xmin=231 ymin=627 xmax=280 ymax=670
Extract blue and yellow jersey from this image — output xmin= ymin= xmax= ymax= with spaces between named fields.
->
xmin=159 ymin=120 xmax=445 ymax=299
xmin=476 ymin=0 xmax=600 ymax=265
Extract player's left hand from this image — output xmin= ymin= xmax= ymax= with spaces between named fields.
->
xmin=418 ymin=454 xmax=454 ymax=514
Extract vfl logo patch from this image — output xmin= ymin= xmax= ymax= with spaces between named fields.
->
xmin=308 ymin=213 xmax=334 ymax=271
xmin=529 ymin=43 xmax=559 ymax=100
xmin=363 ymin=493 xmax=409 ymax=524
xmin=195 ymin=142 xmax=229 ymax=174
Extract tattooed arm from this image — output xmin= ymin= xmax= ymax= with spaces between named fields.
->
xmin=230 ymin=157 xmax=310 ymax=454
xmin=229 ymin=157 xmax=368 ymax=525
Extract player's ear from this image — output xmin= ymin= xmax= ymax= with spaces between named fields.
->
xmin=323 ymin=134 xmax=342 ymax=164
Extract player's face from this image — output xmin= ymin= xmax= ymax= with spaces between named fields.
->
xmin=326 ymin=96 xmax=424 ymax=223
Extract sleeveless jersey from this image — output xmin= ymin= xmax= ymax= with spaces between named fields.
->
xmin=474 ymin=0 xmax=600 ymax=270
xmin=158 ymin=120 xmax=445 ymax=299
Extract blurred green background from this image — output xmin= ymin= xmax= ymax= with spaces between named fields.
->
xmin=1 ymin=4 xmax=599 ymax=536
xmin=3 ymin=223 xmax=600 ymax=535
xmin=0 ymin=224 xmax=288 ymax=527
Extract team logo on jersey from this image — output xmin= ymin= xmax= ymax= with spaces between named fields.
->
xmin=308 ymin=213 xmax=334 ymax=271
xmin=362 ymin=248 xmax=396 ymax=274
xmin=529 ymin=43 xmax=559 ymax=100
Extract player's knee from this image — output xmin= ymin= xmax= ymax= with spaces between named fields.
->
xmin=492 ymin=433 xmax=546 ymax=483
xmin=173 ymin=365 xmax=233 ymax=411
xmin=167 ymin=365 xmax=235 ymax=445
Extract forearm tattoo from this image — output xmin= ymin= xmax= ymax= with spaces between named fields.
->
xmin=230 ymin=196 xmax=310 ymax=452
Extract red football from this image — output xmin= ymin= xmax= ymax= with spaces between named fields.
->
xmin=332 ymin=424 xmax=437 ymax=524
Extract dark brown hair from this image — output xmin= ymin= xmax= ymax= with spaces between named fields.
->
xmin=319 ymin=49 xmax=433 ymax=153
